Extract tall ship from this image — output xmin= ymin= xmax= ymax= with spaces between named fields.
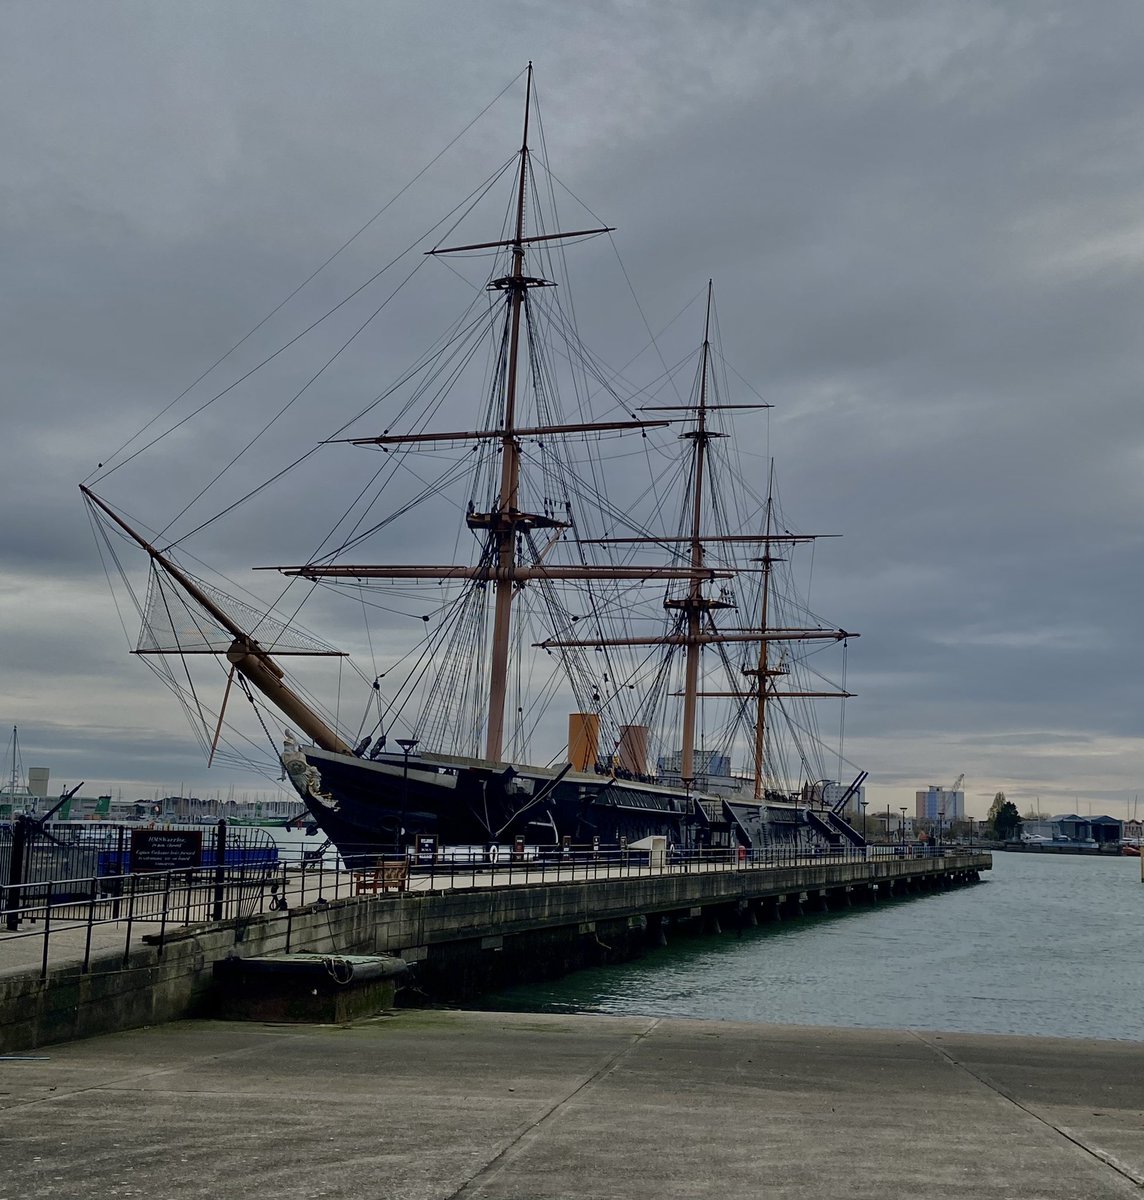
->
xmin=82 ymin=67 xmax=863 ymax=864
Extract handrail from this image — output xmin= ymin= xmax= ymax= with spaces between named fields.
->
xmin=0 ymin=840 xmax=973 ymax=980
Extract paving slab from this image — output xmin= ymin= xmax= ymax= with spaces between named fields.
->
xmin=2 ymin=1011 xmax=1140 ymax=1199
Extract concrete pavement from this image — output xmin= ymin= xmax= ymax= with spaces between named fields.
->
xmin=2 ymin=1011 xmax=1141 ymax=1199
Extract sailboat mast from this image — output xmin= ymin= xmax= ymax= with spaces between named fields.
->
xmin=485 ymin=63 xmax=533 ymax=763
xmin=7 ymin=727 xmax=17 ymax=796
xmin=679 ymin=283 xmax=714 ymax=783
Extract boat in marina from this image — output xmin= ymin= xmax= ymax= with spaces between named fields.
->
xmin=0 ymin=727 xmax=37 ymax=821
xmin=81 ymin=67 xmax=863 ymax=865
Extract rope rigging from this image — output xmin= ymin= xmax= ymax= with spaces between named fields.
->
xmin=82 ymin=69 xmax=855 ymax=805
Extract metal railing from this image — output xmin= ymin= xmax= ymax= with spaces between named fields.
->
xmin=1 ymin=838 xmax=964 ymax=980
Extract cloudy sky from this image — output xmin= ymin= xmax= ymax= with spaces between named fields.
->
xmin=3 ymin=1 xmax=1143 ymax=819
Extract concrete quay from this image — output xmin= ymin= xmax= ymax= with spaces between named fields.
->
xmin=1 ymin=853 xmax=988 ymax=1052
xmin=3 ymin=1011 xmax=1141 ymax=1199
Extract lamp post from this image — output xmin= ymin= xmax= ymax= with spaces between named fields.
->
xmin=937 ymin=808 xmax=945 ymax=853
xmin=396 ymin=737 xmax=419 ymax=855
xmin=899 ymin=806 xmax=907 ymax=844
xmin=860 ymin=798 xmax=868 ymax=839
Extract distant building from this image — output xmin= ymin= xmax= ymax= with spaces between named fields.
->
xmin=655 ymin=749 xmax=753 ymax=797
xmin=916 ymin=785 xmax=964 ymax=822
xmin=657 ymin=750 xmax=731 ymax=779
xmin=801 ymin=779 xmax=866 ymax=818
xmin=1082 ymin=815 xmax=1121 ymax=845
xmin=1024 ymin=814 xmax=1122 ymax=845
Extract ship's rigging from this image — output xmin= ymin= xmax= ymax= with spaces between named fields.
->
xmin=80 ymin=64 xmax=858 ymax=810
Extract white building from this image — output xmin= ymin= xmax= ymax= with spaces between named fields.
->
xmin=820 ymin=780 xmax=866 ymax=816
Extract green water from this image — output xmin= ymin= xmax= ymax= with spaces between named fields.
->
xmin=479 ymin=852 xmax=1144 ymax=1040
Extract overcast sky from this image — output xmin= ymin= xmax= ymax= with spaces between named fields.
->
xmin=3 ymin=1 xmax=1143 ymax=819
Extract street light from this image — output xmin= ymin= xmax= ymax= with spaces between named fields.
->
xmin=396 ymin=737 xmax=419 ymax=855
xmin=937 ymin=808 xmax=945 ymax=852
xmin=859 ymin=798 xmax=868 ymax=839
xmin=899 ymin=806 xmax=907 ymax=843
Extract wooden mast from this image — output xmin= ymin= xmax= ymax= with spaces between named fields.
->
xmin=679 ymin=283 xmax=714 ymax=784
xmin=484 ymin=61 xmax=533 ymax=763
xmin=751 ymin=464 xmax=775 ymax=798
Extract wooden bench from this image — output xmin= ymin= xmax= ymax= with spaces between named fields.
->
xmin=353 ymin=860 xmax=409 ymax=895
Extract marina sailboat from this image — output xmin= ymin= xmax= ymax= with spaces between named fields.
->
xmin=82 ymin=67 xmax=862 ymax=864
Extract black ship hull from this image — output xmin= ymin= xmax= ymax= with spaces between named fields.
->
xmin=283 ymin=743 xmax=708 ymax=864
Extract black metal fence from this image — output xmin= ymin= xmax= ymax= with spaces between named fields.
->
xmin=0 ymin=820 xmax=279 ymax=891
xmin=1 ymin=822 xmax=963 ymax=980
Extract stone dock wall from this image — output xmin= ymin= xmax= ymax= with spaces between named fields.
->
xmin=1 ymin=853 xmax=989 ymax=1051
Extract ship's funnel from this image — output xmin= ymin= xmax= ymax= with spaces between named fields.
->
xmin=616 ymin=725 xmax=648 ymax=776
xmin=28 ymin=767 xmax=50 ymax=798
xmin=568 ymin=713 xmax=600 ymax=771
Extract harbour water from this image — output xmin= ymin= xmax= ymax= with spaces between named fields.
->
xmin=479 ymin=850 xmax=1144 ymax=1041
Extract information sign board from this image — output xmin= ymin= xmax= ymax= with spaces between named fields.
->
xmin=130 ymin=829 xmax=203 ymax=872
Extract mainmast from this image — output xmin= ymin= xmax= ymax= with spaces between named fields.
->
xmin=270 ymin=66 xmax=726 ymax=764
xmin=484 ymin=62 xmax=534 ymax=763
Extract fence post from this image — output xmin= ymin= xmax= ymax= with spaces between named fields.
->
xmin=122 ymin=874 xmax=138 ymax=968
xmin=84 ymin=875 xmax=97 ymax=973
xmin=40 ymin=878 xmax=54 ymax=980
xmin=158 ymin=870 xmax=172 ymax=958
xmin=4 ymin=814 xmax=29 ymax=931
xmin=212 ymin=819 xmax=227 ymax=921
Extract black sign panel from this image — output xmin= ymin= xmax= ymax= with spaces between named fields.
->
xmin=416 ymin=834 xmax=438 ymax=864
xmin=131 ymin=829 xmax=203 ymax=872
